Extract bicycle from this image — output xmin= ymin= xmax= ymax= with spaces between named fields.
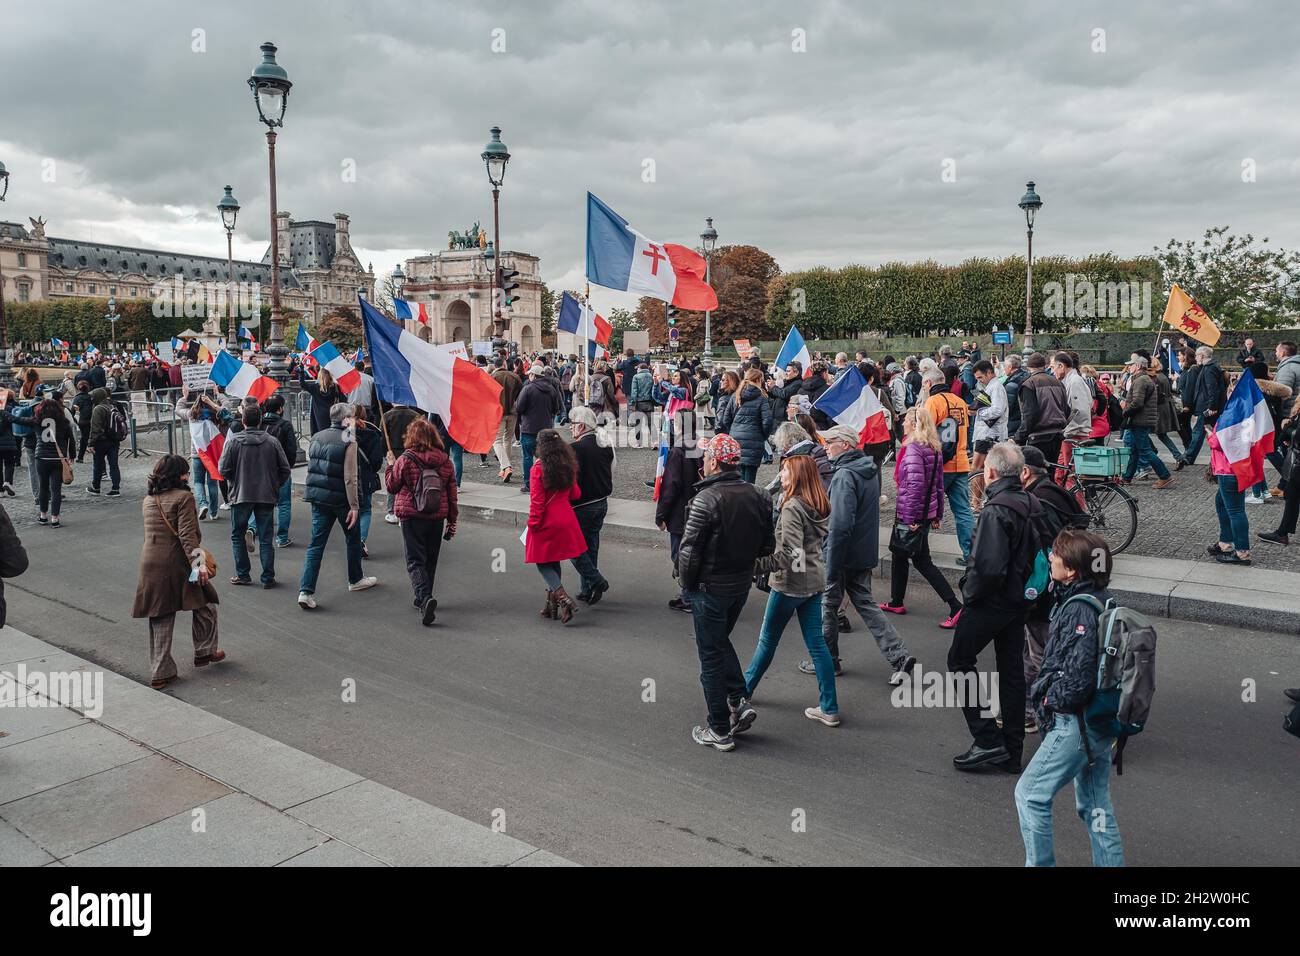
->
xmin=1047 ymin=440 xmax=1139 ymax=555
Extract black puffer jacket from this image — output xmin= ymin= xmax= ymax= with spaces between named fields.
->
xmin=677 ymin=470 xmax=774 ymax=595
xmin=962 ymin=476 xmax=1046 ymax=612
xmin=716 ymin=385 xmax=772 ymax=467
xmin=1031 ymin=581 xmax=1112 ymax=731
xmin=1014 ymin=370 xmax=1069 ymax=442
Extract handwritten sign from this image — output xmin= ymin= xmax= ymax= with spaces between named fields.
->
xmin=181 ymin=363 xmax=213 ymax=391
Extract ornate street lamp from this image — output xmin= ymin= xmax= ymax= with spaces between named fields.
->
xmin=248 ymin=41 xmax=293 ymax=381
xmin=218 ymin=186 xmax=242 ymax=356
xmin=481 ymin=127 xmax=510 ymax=347
xmin=0 ymin=159 xmax=12 ymax=388
xmin=390 ymin=263 xmax=405 ymax=309
xmin=700 ymin=217 xmax=718 ymax=364
xmin=1018 ymin=180 xmax=1043 ymax=355
xmin=105 ymin=296 xmax=119 ymax=352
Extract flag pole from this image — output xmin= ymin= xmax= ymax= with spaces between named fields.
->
xmin=358 ymin=295 xmax=394 ymax=456
xmin=582 ymin=285 xmax=591 ymax=408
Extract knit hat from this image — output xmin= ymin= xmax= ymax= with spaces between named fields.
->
xmin=705 ymin=433 xmax=742 ymax=464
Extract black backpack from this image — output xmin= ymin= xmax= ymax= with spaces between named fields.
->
xmin=404 ymin=450 xmax=443 ymax=515
xmin=935 ymin=394 xmax=965 ymax=463
xmin=107 ymin=403 xmax=129 ymax=442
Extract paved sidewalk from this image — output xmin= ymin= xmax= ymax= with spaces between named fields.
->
xmin=0 ymin=628 xmax=575 ymax=867
xmin=451 ymin=480 xmax=1300 ymax=634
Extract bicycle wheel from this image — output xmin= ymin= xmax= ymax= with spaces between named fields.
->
xmin=1082 ymin=481 xmax=1138 ymax=555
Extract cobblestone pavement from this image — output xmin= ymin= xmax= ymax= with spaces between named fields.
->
xmin=13 ymin=432 xmax=1296 ymax=575
xmin=480 ymin=426 xmax=1300 ymax=573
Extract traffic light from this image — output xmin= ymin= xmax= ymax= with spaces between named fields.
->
xmin=501 ymin=268 xmax=520 ymax=309
xmin=666 ymin=306 xmax=678 ymax=326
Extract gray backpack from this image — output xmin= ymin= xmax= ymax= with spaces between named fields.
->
xmin=1063 ymin=593 xmax=1158 ymax=774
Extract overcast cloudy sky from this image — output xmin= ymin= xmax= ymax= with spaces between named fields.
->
xmin=3 ymin=0 xmax=1298 ymax=316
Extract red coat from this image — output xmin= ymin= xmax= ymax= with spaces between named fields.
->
xmin=524 ymin=464 xmax=586 ymax=564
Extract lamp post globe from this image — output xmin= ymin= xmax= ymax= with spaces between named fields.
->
xmin=248 ymin=42 xmax=292 ymax=128
xmin=249 ymin=42 xmax=293 ymax=381
xmin=218 ymin=186 xmax=242 ymax=356
xmin=481 ymin=126 xmax=510 ymax=188
xmin=1017 ymin=181 xmax=1043 ymax=354
xmin=218 ymin=185 xmax=240 ymax=232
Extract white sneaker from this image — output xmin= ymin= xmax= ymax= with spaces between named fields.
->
xmin=383 ymin=513 xmax=399 ymax=525
xmin=804 ymin=706 xmax=842 ymax=727
xmin=297 ymin=592 xmax=317 ymax=610
xmin=348 ymin=576 xmax=378 ymax=592
xmin=1245 ymin=494 xmax=1266 ymax=505
xmin=219 ymin=502 xmax=231 ymax=511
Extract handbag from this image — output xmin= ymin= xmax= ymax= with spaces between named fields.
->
xmin=1280 ymin=442 xmax=1300 ymax=486
xmin=889 ymin=445 xmax=933 ymax=556
xmin=889 ymin=521 xmax=925 ymax=556
xmin=155 ymin=496 xmax=218 ymax=579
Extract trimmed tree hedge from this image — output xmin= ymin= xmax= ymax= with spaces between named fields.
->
xmin=764 ymin=254 xmax=1162 ymax=339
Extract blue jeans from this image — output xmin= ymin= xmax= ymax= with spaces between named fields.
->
xmin=249 ymin=476 xmax=293 ymax=544
xmin=690 ymin=590 xmax=751 ymax=736
xmin=275 ymin=476 xmax=292 ymax=545
xmin=570 ymin=499 xmax=608 ymax=593
xmin=1014 ymin=713 xmax=1124 ymax=867
xmin=943 ymin=472 xmax=974 ymax=559
xmin=191 ymin=457 xmax=220 ymax=513
xmin=1182 ymin=414 xmax=1209 ymax=464
xmin=298 ymin=502 xmax=364 ymax=595
xmin=448 ymin=440 xmax=463 ymax=486
xmin=738 ymin=463 xmax=759 ymax=484
xmin=1215 ymin=475 xmax=1249 ymax=552
xmin=745 ymin=590 xmax=837 ymax=714
xmin=231 ymin=502 xmax=275 ymax=584
xmin=1122 ymin=427 xmax=1169 ymax=480
xmin=358 ymin=492 xmax=372 ymax=543
xmin=521 ymin=433 xmax=538 ymax=489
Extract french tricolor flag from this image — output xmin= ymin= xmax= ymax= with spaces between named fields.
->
xmin=557 ymin=292 xmax=611 ymax=345
xmin=190 ymin=418 xmax=225 ymax=480
xmin=394 ymin=298 xmax=430 ymax=326
xmin=1214 ymin=372 xmax=1275 ymax=489
xmin=360 ymin=297 xmax=503 ymax=454
xmin=775 ymin=325 xmax=812 ymax=377
xmin=209 ymin=350 xmax=280 ymax=402
xmin=814 ymin=365 xmax=890 ymax=446
xmin=310 ymin=340 xmax=362 ymax=393
xmin=585 ymin=193 xmax=718 ymax=311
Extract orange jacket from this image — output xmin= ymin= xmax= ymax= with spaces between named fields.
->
xmin=925 ymin=389 xmax=971 ymax=474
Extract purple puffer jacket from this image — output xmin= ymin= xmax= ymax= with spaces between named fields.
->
xmin=894 ymin=440 xmax=945 ymax=525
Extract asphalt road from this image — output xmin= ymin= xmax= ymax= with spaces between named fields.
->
xmin=6 ymin=488 xmax=1299 ymax=866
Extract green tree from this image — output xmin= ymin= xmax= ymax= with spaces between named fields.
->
xmin=313 ymin=308 xmax=362 ymax=351
xmin=1154 ymin=226 xmax=1300 ymax=329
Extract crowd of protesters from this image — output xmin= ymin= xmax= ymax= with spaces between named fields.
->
xmin=6 ymin=331 xmax=1298 ymax=871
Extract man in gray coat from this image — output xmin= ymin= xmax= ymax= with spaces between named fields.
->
xmin=798 ymin=424 xmax=915 ymax=681
xmin=1275 ymin=341 xmax=1300 ymax=395
xmin=218 ymin=403 xmax=292 ymax=587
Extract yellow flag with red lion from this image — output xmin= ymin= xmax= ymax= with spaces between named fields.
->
xmin=1161 ymin=283 xmax=1221 ymax=347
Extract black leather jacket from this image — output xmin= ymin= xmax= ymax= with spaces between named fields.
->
xmin=677 ymin=470 xmax=774 ymax=595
